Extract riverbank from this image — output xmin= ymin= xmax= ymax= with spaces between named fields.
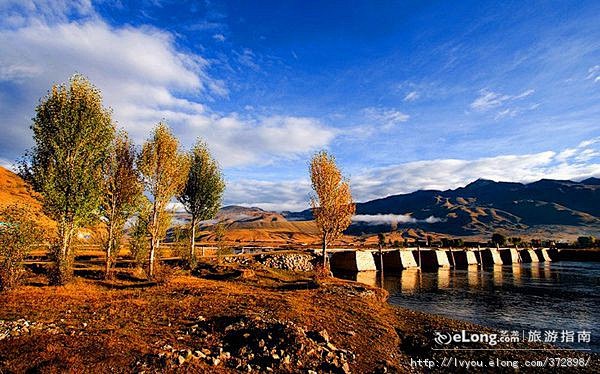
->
xmin=0 ymin=261 xmax=598 ymax=373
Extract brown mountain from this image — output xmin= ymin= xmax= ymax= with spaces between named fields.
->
xmin=285 ymin=178 xmax=600 ymax=239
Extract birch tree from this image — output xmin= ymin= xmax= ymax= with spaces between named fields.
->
xmin=138 ymin=123 xmax=189 ymax=278
xmin=177 ymin=140 xmax=225 ymax=266
xmin=309 ymin=151 xmax=355 ymax=268
xmin=21 ymin=75 xmax=114 ymax=284
xmin=100 ymin=130 xmax=143 ymax=279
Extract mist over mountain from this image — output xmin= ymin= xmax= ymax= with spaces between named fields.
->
xmin=283 ymin=178 xmax=600 ymax=237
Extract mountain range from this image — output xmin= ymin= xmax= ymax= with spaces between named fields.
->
xmin=1 ymin=165 xmax=599 ymax=242
xmin=284 ymin=177 xmax=600 ymax=238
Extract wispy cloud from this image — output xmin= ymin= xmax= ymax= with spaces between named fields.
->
xmin=470 ymin=88 xmax=534 ymax=112
xmin=352 ymin=214 xmax=445 ymax=224
xmin=586 ymin=65 xmax=600 ymax=83
xmin=226 ymin=141 xmax=600 ymax=210
xmin=362 ymin=107 xmax=409 ymax=129
xmin=212 ymin=33 xmax=226 ymax=42
xmin=403 ymin=91 xmax=419 ymax=102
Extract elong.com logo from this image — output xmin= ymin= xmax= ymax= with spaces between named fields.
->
xmin=434 ymin=330 xmax=502 ymax=346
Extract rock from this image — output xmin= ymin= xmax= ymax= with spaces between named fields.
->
xmin=342 ymin=362 xmax=351 ymax=373
xmin=177 ymin=355 xmax=186 ymax=365
xmin=317 ymin=329 xmax=329 ymax=343
xmin=212 ymin=357 xmax=220 ymax=366
xmin=326 ymin=342 xmax=337 ymax=351
xmin=194 ymin=350 xmax=206 ymax=359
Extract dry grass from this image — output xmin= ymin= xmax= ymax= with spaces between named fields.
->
xmin=1 ymin=260 xmax=597 ymax=373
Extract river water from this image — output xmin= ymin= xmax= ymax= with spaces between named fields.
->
xmin=335 ymin=262 xmax=600 ymax=352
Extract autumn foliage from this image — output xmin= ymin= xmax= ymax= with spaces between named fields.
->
xmin=309 ymin=151 xmax=355 ymax=268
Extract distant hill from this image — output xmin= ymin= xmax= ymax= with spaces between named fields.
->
xmin=284 ymin=178 xmax=600 ymax=238
xmin=0 ymin=166 xmax=55 ymax=231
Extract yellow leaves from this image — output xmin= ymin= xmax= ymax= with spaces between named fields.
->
xmin=309 ymin=150 xmax=355 ymax=246
xmin=138 ymin=122 xmax=190 ymax=210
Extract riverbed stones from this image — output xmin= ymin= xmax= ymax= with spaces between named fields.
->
xmin=146 ymin=316 xmax=354 ymax=372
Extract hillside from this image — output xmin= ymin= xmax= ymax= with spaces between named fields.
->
xmin=0 ymin=166 xmax=54 ymax=230
xmin=285 ymin=178 xmax=600 ymax=239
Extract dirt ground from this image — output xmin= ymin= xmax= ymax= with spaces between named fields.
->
xmin=0 ymin=261 xmax=598 ymax=373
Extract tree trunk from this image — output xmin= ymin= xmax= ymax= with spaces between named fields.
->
xmin=148 ymin=204 xmax=159 ymax=278
xmin=321 ymin=232 xmax=328 ymax=269
xmin=379 ymin=244 xmax=384 ymax=288
xmin=105 ymin=220 xmax=114 ymax=279
xmin=54 ymin=220 xmax=75 ymax=285
xmin=189 ymin=215 xmax=196 ymax=268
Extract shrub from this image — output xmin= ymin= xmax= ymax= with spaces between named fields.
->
xmin=0 ymin=204 xmax=43 ymax=291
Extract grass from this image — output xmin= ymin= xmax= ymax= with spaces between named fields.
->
xmin=1 ymin=259 xmax=598 ymax=373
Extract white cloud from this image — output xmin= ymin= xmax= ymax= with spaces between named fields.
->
xmin=403 ymin=91 xmax=419 ymax=102
xmin=470 ymin=88 xmax=534 ymax=112
xmin=352 ymin=214 xmax=445 ymax=224
xmin=363 ymin=107 xmax=409 ymax=129
xmin=224 ymin=179 xmax=311 ymax=212
xmin=586 ymin=65 xmax=600 ymax=83
xmin=213 ymin=33 xmax=225 ymax=42
xmin=0 ymin=6 xmax=335 ymax=167
xmin=225 ymin=141 xmax=600 ymax=211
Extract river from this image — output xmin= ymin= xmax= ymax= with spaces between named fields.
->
xmin=335 ymin=261 xmax=600 ymax=352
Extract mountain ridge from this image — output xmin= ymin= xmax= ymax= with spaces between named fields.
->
xmin=283 ymin=177 xmax=600 ymax=237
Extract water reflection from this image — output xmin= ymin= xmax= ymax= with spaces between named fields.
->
xmin=335 ymin=262 xmax=600 ymax=352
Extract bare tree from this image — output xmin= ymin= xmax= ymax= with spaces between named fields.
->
xmin=309 ymin=151 xmax=355 ymax=268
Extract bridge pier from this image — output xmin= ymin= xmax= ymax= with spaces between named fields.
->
xmin=416 ymin=249 xmax=450 ymax=269
xmin=519 ymin=249 xmax=540 ymax=263
xmin=481 ymin=248 xmax=503 ymax=266
xmin=535 ymin=248 xmax=552 ymax=262
xmin=499 ymin=248 xmax=521 ymax=264
xmin=330 ymin=251 xmax=377 ymax=271
xmin=378 ymin=250 xmax=418 ymax=271
xmin=453 ymin=250 xmax=479 ymax=268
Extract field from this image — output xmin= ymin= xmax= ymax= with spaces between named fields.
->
xmin=1 ymin=256 xmax=598 ymax=373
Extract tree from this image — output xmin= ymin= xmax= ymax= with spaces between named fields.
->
xmin=377 ymin=233 xmax=385 ymax=275
xmin=509 ymin=237 xmax=522 ymax=247
xmin=100 ymin=131 xmax=143 ymax=279
xmin=138 ymin=123 xmax=189 ymax=278
xmin=491 ymin=233 xmax=506 ymax=247
xmin=20 ymin=75 xmax=114 ymax=284
xmin=177 ymin=140 xmax=225 ymax=266
xmin=0 ymin=205 xmax=44 ymax=291
xmin=309 ymin=151 xmax=355 ymax=268
xmin=576 ymin=236 xmax=595 ymax=248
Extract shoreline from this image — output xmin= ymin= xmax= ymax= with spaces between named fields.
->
xmin=0 ymin=262 xmax=598 ymax=373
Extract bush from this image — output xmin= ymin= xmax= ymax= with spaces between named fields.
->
xmin=0 ymin=204 xmax=43 ymax=291
xmin=312 ymin=263 xmax=331 ymax=283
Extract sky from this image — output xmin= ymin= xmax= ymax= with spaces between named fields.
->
xmin=0 ymin=0 xmax=599 ymax=211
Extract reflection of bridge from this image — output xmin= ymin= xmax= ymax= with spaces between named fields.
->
xmin=328 ymin=247 xmax=557 ymax=272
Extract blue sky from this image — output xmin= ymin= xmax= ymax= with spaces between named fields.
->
xmin=0 ymin=0 xmax=599 ymax=210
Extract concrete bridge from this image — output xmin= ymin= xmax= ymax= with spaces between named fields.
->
xmin=329 ymin=247 xmax=557 ymax=272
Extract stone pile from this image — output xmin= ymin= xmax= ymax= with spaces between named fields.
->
xmin=148 ymin=315 xmax=354 ymax=373
xmin=257 ymin=253 xmax=315 ymax=272
xmin=224 ymin=253 xmax=316 ymax=272
xmin=0 ymin=319 xmax=63 ymax=340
